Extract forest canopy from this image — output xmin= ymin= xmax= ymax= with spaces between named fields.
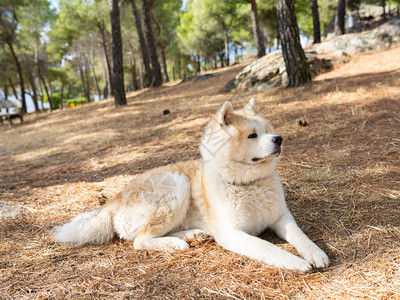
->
xmin=0 ymin=0 xmax=398 ymax=111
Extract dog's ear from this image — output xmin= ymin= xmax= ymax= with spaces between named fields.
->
xmin=243 ymin=97 xmax=255 ymax=112
xmin=218 ymin=101 xmax=233 ymax=126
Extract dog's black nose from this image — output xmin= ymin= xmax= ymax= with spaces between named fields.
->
xmin=272 ymin=136 xmax=282 ymax=146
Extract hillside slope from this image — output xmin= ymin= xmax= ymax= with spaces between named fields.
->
xmin=1 ymin=46 xmax=400 ymax=299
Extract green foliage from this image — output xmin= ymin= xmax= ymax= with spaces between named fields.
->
xmin=296 ymin=0 xmax=337 ymax=38
xmin=64 ymin=97 xmax=94 ymax=106
xmin=178 ymin=0 xmax=251 ymax=59
xmin=3 ymin=0 xmax=397 ymax=113
xmin=44 ymin=93 xmax=60 ymax=109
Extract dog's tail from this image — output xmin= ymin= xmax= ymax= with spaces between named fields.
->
xmin=54 ymin=207 xmax=114 ymax=244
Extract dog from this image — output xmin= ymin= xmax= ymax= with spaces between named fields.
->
xmin=54 ymin=99 xmax=329 ymax=272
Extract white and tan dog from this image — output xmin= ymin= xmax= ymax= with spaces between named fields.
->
xmin=55 ymin=99 xmax=329 ymax=272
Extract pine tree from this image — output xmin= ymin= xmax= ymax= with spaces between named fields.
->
xmin=109 ymin=0 xmax=127 ymax=106
xmin=141 ymin=0 xmax=162 ymax=87
xmin=335 ymin=0 xmax=346 ymax=36
xmin=276 ymin=0 xmax=312 ymax=87
xmin=310 ymin=0 xmax=321 ymax=44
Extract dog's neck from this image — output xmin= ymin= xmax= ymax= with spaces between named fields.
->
xmin=206 ymin=165 xmax=267 ymax=187
xmin=223 ymin=176 xmax=266 ymax=187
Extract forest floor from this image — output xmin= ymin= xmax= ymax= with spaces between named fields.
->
xmin=1 ymin=45 xmax=400 ymax=299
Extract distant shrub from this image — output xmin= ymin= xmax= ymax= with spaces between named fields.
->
xmin=44 ymin=93 xmax=61 ymax=109
xmin=64 ymin=97 xmax=94 ymax=107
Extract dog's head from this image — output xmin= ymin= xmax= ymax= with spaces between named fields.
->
xmin=200 ymin=99 xmax=282 ymax=184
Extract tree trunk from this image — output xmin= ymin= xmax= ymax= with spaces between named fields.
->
xmin=171 ymin=61 xmax=175 ymax=82
xmin=310 ymin=0 xmax=321 ymax=43
xmin=130 ymin=0 xmax=152 ymax=87
xmin=102 ymin=51 xmax=110 ymax=98
xmin=129 ymin=54 xmax=139 ymax=91
xmin=8 ymin=78 xmax=18 ymax=99
xmin=109 ymin=0 xmax=127 ymax=106
xmin=7 ymin=42 xmax=26 ymax=113
xmin=25 ymin=57 xmax=40 ymax=112
xmin=98 ymin=22 xmax=114 ymax=97
xmin=38 ymin=83 xmax=44 ymax=110
xmin=84 ymin=61 xmax=91 ymax=101
xmin=141 ymin=0 xmax=162 ymax=87
xmin=274 ymin=32 xmax=280 ymax=50
xmin=381 ymin=0 xmax=386 ymax=19
xmin=335 ymin=0 xmax=346 ymax=36
xmin=139 ymin=59 xmax=144 ymax=90
xmin=224 ymin=33 xmax=230 ymax=66
xmin=159 ymin=47 xmax=169 ymax=83
xmin=60 ymin=81 xmax=64 ymax=110
xmin=89 ymin=49 xmax=102 ymax=101
xmin=48 ymin=79 xmax=54 ymax=110
xmin=39 ymin=74 xmax=52 ymax=111
xmin=276 ymin=0 xmax=312 ymax=87
xmin=78 ymin=58 xmax=90 ymax=103
xmin=247 ymin=0 xmax=265 ymax=58
xmin=219 ymin=53 xmax=225 ymax=68
xmin=181 ymin=57 xmax=186 ymax=78
xmin=3 ymin=84 xmax=8 ymax=100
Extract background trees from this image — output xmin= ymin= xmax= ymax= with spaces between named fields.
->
xmin=1 ymin=0 xmax=397 ymax=112
xmin=109 ymin=0 xmax=126 ymax=106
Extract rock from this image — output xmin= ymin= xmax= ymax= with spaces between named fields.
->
xmin=332 ymin=50 xmax=348 ymax=56
xmin=281 ymin=71 xmax=288 ymax=86
xmin=223 ymin=50 xmax=333 ymax=92
xmin=224 ymin=16 xmax=399 ymax=92
xmin=376 ymin=16 xmax=400 ymax=42
xmin=315 ymin=16 xmax=400 ymax=55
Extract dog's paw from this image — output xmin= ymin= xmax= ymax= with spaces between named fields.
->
xmin=274 ymin=252 xmax=312 ymax=273
xmin=301 ymin=244 xmax=329 ymax=269
xmin=281 ymin=255 xmax=312 ymax=273
xmin=192 ymin=230 xmax=213 ymax=242
xmin=164 ymin=238 xmax=190 ymax=251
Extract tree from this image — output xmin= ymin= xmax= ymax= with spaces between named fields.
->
xmin=276 ymin=0 xmax=312 ymax=87
xmin=245 ymin=0 xmax=265 ymax=58
xmin=141 ymin=0 xmax=162 ymax=87
xmin=310 ymin=0 xmax=321 ymax=43
xmin=129 ymin=0 xmax=152 ymax=87
xmin=335 ymin=0 xmax=345 ymax=35
xmin=109 ymin=0 xmax=126 ymax=106
xmin=178 ymin=0 xmax=247 ymax=69
xmin=0 ymin=1 xmax=27 ymax=113
xmin=152 ymin=0 xmax=181 ymax=83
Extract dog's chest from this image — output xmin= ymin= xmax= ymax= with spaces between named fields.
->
xmin=220 ymin=183 xmax=285 ymax=235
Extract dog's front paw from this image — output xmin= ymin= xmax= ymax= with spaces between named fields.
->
xmin=301 ymin=244 xmax=329 ymax=269
xmin=275 ymin=252 xmax=312 ymax=273
xmin=283 ymin=255 xmax=312 ymax=273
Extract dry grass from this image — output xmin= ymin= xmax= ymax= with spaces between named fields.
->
xmin=1 ymin=46 xmax=400 ymax=299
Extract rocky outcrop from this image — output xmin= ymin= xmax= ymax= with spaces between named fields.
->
xmin=223 ymin=50 xmax=333 ymax=92
xmin=224 ymin=16 xmax=400 ymax=92
xmin=315 ymin=16 xmax=400 ymax=55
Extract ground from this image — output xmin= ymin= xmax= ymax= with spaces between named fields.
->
xmin=1 ymin=45 xmax=400 ymax=299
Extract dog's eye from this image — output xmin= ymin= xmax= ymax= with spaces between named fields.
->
xmin=248 ymin=133 xmax=258 ymax=139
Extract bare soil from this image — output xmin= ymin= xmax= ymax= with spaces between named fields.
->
xmin=1 ymin=45 xmax=400 ymax=299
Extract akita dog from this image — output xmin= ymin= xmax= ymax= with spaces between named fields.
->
xmin=54 ymin=99 xmax=329 ymax=272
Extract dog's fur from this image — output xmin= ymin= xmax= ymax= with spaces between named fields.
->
xmin=54 ymin=99 xmax=329 ymax=272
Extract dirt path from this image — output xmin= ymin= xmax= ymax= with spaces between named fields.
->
xmin=1 ymin=47 xmax=400 ymax=298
